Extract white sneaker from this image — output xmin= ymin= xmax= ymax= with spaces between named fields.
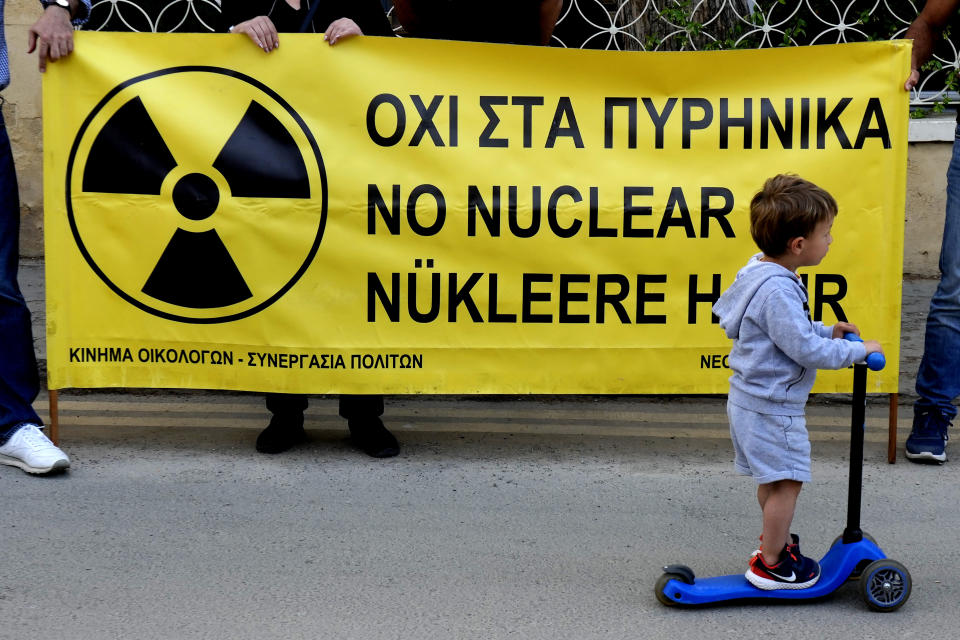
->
xmin=0 ymin=424 xmax=71 ymax=474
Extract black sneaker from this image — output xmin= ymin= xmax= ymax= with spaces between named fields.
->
xmin=905 ymin=409 xmax=950 ymax=463
xmin=256 ymin=414 xmax=307 ymax=454
xmin=745 ymin=534 xmax=820 ymax=590
xmin=348 ymin=418 xmax=399 ymax=458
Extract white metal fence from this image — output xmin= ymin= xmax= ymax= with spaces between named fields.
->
xmin=85 ymin=0 xmax=955 ymax=108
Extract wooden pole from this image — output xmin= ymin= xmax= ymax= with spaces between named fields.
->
xmin=888 ymin=392 xmax=898 ymax=464
xmin=48 ymin=389 xmax=60 ymax=446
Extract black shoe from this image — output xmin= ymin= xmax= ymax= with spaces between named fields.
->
xmin=348 ymin=418 xmax=399 ymax=458
xmin=256 ymin=414 xmax=307 ymax=454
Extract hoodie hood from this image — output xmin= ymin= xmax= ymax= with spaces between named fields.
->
xmin=713 ymin=254 xmax=800 ymax=340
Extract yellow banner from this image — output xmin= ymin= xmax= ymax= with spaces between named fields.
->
xmin=43 ymin=33 xmax=909 ymax=394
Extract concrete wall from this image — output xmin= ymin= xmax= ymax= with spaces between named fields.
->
xmin=6 ymin=0 xmax=46 ymax=257
xmin=2 ymin=4 xmax=954 ymax=276
xmin=906 ymin=139 xmax=951 ymax=278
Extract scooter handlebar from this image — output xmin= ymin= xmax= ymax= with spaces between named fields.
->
xmin=843 ymin=333 xmax=885 ymax=371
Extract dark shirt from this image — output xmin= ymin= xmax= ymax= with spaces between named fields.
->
xmin=219 ymin=0 xmax=392 ymax=36
xmin=400 ymin=0 xmax=542 ymax=45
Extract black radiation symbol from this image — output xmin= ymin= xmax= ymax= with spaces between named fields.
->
xmin=65 ymin=67 xmax=327 ymax=324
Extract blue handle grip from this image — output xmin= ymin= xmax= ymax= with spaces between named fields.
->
xmin=843 ymin=333 xmax=885 ymax=371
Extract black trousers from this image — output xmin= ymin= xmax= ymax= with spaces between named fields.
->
xmin=266 ymin=394 xmax=384 ymax=421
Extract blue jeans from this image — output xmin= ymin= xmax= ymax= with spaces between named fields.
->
xmin=0 ymin=109 xmax=41 ymax=445
xmin=915 ymin=124 xmax=960 ymax=420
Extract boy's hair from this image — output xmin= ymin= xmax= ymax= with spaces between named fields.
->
xmin=750 ymin=174 xmax=838 ymax=257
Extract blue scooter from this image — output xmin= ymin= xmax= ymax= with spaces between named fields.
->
xmin=654 ymin=335 xmax=911 ymax=611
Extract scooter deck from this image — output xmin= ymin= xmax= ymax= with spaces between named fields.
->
xmin=661 ymin=539 xmax=886 ymax=606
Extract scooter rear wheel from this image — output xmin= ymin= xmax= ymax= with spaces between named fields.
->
xmin=655 ymin=571 xmax=692 ymax=606
xmin=859 ymin=559 xmax=911 ymax=612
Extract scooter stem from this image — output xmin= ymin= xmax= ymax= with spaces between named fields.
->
xmin=843 ymin=362 xmax=867 ymax=543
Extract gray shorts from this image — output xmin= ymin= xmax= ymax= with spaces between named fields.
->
xmin=727 ymin=402 xmax=811 ymax=484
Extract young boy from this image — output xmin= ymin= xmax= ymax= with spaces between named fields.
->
xmin=712 ymin=174 xmax=883 ymax=590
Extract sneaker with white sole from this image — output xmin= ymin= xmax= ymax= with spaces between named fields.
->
xmin=905 ymin=410 xmax=950 ymax=463
xmin=0 ymin=424 xmax=70 ymax=474
xmin=745 ymin=534 xmax=820 ymax=590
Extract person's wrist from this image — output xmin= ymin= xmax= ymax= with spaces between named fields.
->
xmin=41 ymin=0 xmax=73 ymax=18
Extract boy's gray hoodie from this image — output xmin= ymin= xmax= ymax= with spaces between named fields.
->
xmin=712 ymin=254 xmax=866 ymax=416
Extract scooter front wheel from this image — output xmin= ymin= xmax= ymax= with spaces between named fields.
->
xmin=859 ymin=559 xmax=912 ymax=612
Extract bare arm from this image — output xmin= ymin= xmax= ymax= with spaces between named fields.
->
xmin=539 ymin=0 xmax=562 ymax=45
xmin=905 ymin=0 xmax=960 ymax=90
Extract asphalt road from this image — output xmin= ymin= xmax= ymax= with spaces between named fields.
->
xmin=2 ymin=394 xmax=956 ymax=640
